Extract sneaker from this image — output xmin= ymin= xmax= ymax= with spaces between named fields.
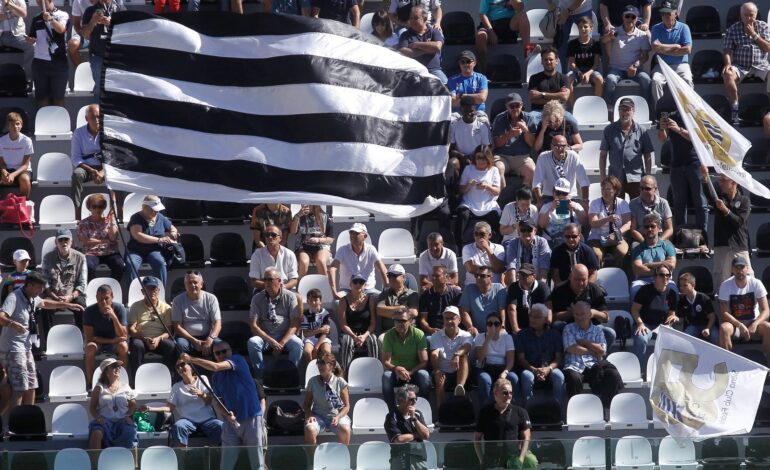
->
xmin=525 ymin=44 xmax=541 ymax=59
xmin=732 ymin=106 xmax=740 ymax=126
xmin=454 ymin=384 xmax=466 ymax=396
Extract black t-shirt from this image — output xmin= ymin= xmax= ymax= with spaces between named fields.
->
xmin=384 ymin=409 xmax=428 ymax=463
xmin=506 ymin=281 xmax=550 ymax=331
xmin=549 ymin=281 xmax=608 ymax=322
xmin=527 ymin=72 xmax=569 ymax=111
xmin=476 ymin=403 xmax=531 ymax=461
xmin=676 ymin=292 xmax=714 ymax=328
xmin=550 ymin=242 xmax=600 ymax=282
xmin=666 ymin=115 xmax=699 ymax=167
xmin=82 ymin=1 xmax=120 ymax=57
xmin=418 ymin=286 xmax=462 ymax=329
xmin=633 ymin=283 xmax=678 ymax=326
xmin=567 ymin=38 xmax=602 ymax=70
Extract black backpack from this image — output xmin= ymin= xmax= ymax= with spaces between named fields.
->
xmin=614 ymin=315 xmax=633 ymax=350
xmin=266 ymin=399 xmax=305 ymax=436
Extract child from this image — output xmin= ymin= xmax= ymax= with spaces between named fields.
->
xmin=566 ymin=16 xmax=604 ymax=107
xmin=0 ymin=112 xmax=34 ymax=198
xmin=499 ymin=186 xmax=538 ymax=247
xmin=300 ymin=288 xmax=333 ymax=363
xmin=677 ymin=272 xmax=717 ymax=344
xmin=2 ymin=249 xmax=31 ymax=301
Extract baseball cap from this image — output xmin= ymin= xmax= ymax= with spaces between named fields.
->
xmin=443 ymin=306 xmax=460 ymax=316
xmin=12 ymin=249 xmax=30 ymax=263
xmin=518 ymin=263 xmax=536 ymax=276
xmin=619 ymin=97 xmax=636 ymax=109
xmin=458 ymin=50 xmax=476 ymax=62
xmin=56 ymin=228 xmax=72 ymax=240
xmin=99 ymin=357 xmax=123 ymax=373
xmin=349 ymin=223 xmax=368 ymax=234
xmin=387 ymin=264 xmax=406 ymax=276
xmin=732 ymin=256 xmax=749 ymax=267
xmin=518 ymin=219 xmax=535 ymax=230
xmin=351 ymin=272 xmax=367 ymax=283
xmin=554 ymin=177 xmax=572 ymax=193
xmin=142 ymin=196 xmax=165 ymax=212
xmin=142 ymin=276 xmax=161 ymax=288
xmin=658 ymin=0 xmax=678 ymax=13
xmin=505 ymin=92 xmax=524 ymax=104
xmin=623 ymin=5 xmax=640 ymax=17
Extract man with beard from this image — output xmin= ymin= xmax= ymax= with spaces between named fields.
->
xmin=491 ymin=92 xmax=536 ymax=188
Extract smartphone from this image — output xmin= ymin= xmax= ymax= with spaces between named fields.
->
xmin=556 ymin=199 xmax=569 ymax=216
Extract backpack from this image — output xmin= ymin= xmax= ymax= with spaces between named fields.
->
xmin=266 ymin=399 xmax=305 ymax=436
xmin=614 ymin=315 xmax=633 ymax=350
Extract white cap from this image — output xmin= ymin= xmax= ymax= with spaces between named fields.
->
xmin=12 ymin=249 xmax=30 ymax=263
xmin=142 ymin=196 xmax=165 ymax=212
xmin=387 ymin=264 xmax=406 ymax=276
xmin=554 ymin=177 xmax=571 ymax=194
xmin=349 ymin=222 xmax=368 ymax=234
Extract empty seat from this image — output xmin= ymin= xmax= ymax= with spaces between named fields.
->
xmin=54 ymin=448 xmax=91 ymax=470
xmin=571 ymin=436 xmax=606 ymax=469
xmin=744 ymin=139 xmax=770 ymax=171
xmin=596 ymin=267 xmax=630 ymax=303
xmin=750 ymin=180 xmax=770 ymax=212
xmin=72 ymin=62 xmax=95 ymax=94
xmin=691 ymin=50 xmax=724 ymax=84
xmin=298 ymin=274 xmax=335 ymax=309
xmin=332 ymin=205 xmax=370 ymax=222
xmin=86 ymin=277 xmax=124 ymax=307
xmin=352 ymin=398 xmax=389 ymax=434
xmin=609 ymin=393 xmax=648 ymax=430
xmin=49 ymin=365 xmax=89 ymax=402
xmin=34 ymin=105 xmax=72 ymax=141
xmin=348 ymin=357 xmax=384 ymax=394
xmin=50 ymin=403 xmax=89 ymax=439
xmin=140 ymin=445 xmax=178 ymax=469
xmin=0 ymin=236 xmax=35 ymax=269
xmin=440 ymin=11 xmax=476 ymax=44
xmin=686 ymin=6 xmax=721 ymax=38
xmin=701 ymin=437 xmax=742 ymax=470
xmin=204 ymin=201 xmax=246 ymax=224
xmin=574 ymin=97 xmax=610 ymax=131
xmin=97 ymin=447 xmax=135 ymax=470
xmin=160 ymin=197 xmax=202 ymax=225
xmin=39 ymin=195 xmax=77 ymax=229
xmin=527 ymin=9 xmax=552 ymax=44
xmin=45 ymin=324 xmax=84 ymax=360
xmin=486 ymin=53 xmax=523 ymax=87
xmin=134 ymin=363 xmax=172 ymax=400
xmin=378 ymin=228 xmax=416 ymax=264
xmin=128 ymin=277 xmax=166 ymax=306
xmin=209 ymin=232 xmax=248 ymax=267
xmin=177 ymin=233 xmax=205 ymax=268
xmin=614 ymin=435 xmax=653 ymax=470
xmin=565 ymin=394 xmax=606 ymax=431
xmin=314 ymin=442 xmax=351 ymax=470
xmin=36 ymin=152 xmax=73 ymax=187
xmin=212 ymin=275 xmax=251 ymax=310
xmin=579 ymin=141 xmax=602 ymax=175
xmin=658 ymin=435 xmax=697 ymax=470
xmin=356 ymin=441 xmax=390 ymax=470
xmin=8 ymin=405 xmax=46 ymax=441
xmin=739 ymin=93 xmax=770 ymax=126
xmin=607 ymin=352 xmax=643 ymax=388
xmin=0 ymin=63 xmax=26 ymax=97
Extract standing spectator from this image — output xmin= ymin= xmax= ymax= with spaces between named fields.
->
xmin=599 ymin=98 xmax=654 ymax=199
xmin=460 ymin=266 xmax=507 ymax=335
xmin=418 ymin=232 xmax=459 ymax=289
xmin=77 ymin=193 xmax=124 ymax=282
xmin=537 ymin=179 xmax=587 ymax=248
xmin=418 ymin=266 xmax=462 ymax=337
xmin=630 ymin=213 xmax=677 ymax=298
xmin=83 ymin=285 xmax=129 ymax=390
xmin=532 ymin=100 xmax=583 ymax=153
xmin=154 ymin=0 xmax=180 ymax=14
xmin=723 ymin=2 xmax=770 ymax=124
xmin=462 ymin=221 xmax=505 ymax=286
xmin=40 ymin=228 xmax=87 ymax=336
xmin=67 ymin=0 xmax=90 ymax=67
xmin=125 ymin=195 xmax=179 ymax=287
xmin=338 ymin=273 xmax=378 ymax=374
xmin=0 ymin=0 xmax=32 ymax=78
xmin=398 ymin=6 xmax=446 ymax=83
xmin=128 ymin=276 xmax=176 ymax=381
xmin=628 ymin=175 xmax=674 ymax=243
xmin=430 ymin=306 xmax=472 ymax=405
xmin=303 ymin=352 xmax=351 ymax=446
xmin=263 ymin=0 xmax=310 ymax=15
xmin=551 ymin=223 xmax=599 ymax=284
xmin=71 ymin=105 xmax=104 ymax=216
xmin=378 ymin=264 xmax=420 ymax=332
xmin=172 ymin=271 xmax=222 ymax=358
xmin=602 ymin=5 xmax=651 ymax=105
xmin=718 ymin=257 xmax=770 ymax=360
xmin=250 ymin=203 xmax=292 ymax=249
xmin=566 ymin=16 xmax=603 ymax=108
xmin=550 ymin=264 xmax=615 ymax=345
xmin=448 ymin=97 xmax=493 ymax=186
xmin=506 ymin=264 xmax=551 ymax=334
xmin=448 ymin=51 xmax=489 ymax=113
xmin=247 ymin=267 xmax=303 ymax=379
xmin=81 ymin=0 xmax=123 ymax=97
xmin=476 ymin=0 xmax=531 ymax=73
xmin=630 ymin=265 xmax=678 ymax=365
xmin=0 ymin=112 xmax=33 ymax=198
xmin=499 ymin=186 xmax=538 ymax=246
xmin=491 ymin=92 xmax=536 ymax=188
xmin=701 ymin=167 xmax=751 ymax=285
xmin=677 ymin=272 xmax=718 ymax=344
xmin=311 ymin=0 xmax=359 ymax=26
xmin=532 ymin=135 xmax=590 ymax=207
xmin=456 ymin=145 xmax=502 ymax=246
xmin=545 ymin=0 xmax=592 ymax=66
xmin=586 ymin=176 xmax=631 ymax=267
xmin=328 ymin=223 xmax=387 ymax=298
xmin=248 ymin=224 xmax=298 ymax=291
xmin=389 ymin=0 xmax=441 ymax=30
xmin=504 ymin=221 xmax=551 ymax=285
xmin=289 ymin=204 xmax=333 ymax=279
xmin=384 ymin=384 xmax=431 ymax=469
xmin=650 ymin=0 xmax=692 ymax=105
xmin=516 ymin=304 xmax=565 ymax=411
xmin=372 ymin=9 xmax=399 ymax=47
xmin=474 ymin=312 xmax=518 ymax=405
xmin=599 ymin=0 xmax=652 ymax=35
xmin=87 ymin=358 xmax=137 ymax=450
xmin=527 ymin=46 xmax=570 ymax=115
xmin=27 ymin=0 xmax=69 ymax=108
xmin=381 ymin=309 xmax=430 ymax=411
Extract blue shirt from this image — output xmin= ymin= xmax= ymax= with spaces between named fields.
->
xmin=83 ymin=302 xmax=127 ymax=339
xmin=213 ymin=354 xmax=262 ymax=421
xmin=70 ymin=124 xmax=101 ymax=168
xmin=563 ymin=322 xmax=606 ymax=373
xmin=398 ymin=27 xmax=445 ymax=70
xmin=650 ymin=20 xmax=692 ymax=65
xmin=632 ymin=239 xmax=676 ymax=282
xmin=492 ymin=110 xmax=535 ymax=157
xmin=515 ymin=327 xmax=563 ymax=368
xmin=504 ymin=236 xmax=551 ymax=275
xmin=126 ymin=212 xmax=172 ymax=257
xmin=448 ymin=72 xmax=489 ymax=112
xmin=459 ymin=283 xmax=507 ymax=331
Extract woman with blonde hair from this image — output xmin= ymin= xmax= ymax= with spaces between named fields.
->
xmin=533 ymin=100 xmax=583 ymax=153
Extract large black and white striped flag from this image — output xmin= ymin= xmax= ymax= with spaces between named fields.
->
xmin=101 ymin=11 xmax=450 ymax=217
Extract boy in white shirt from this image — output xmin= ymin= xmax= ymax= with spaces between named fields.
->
xmin=0 ymin=112 xmax=33 ymax=198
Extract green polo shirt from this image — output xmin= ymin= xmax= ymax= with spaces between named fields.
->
xmin=383 ymin=326 xmax=428 ymax=371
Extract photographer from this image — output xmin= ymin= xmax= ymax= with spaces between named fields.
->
xmin=81 ymin=0 xmax=123 ymax=98
xmin=71 ymin=104 xmax=105 ymax=219
xmin=26 ymin=0 xmax=69 ymax=108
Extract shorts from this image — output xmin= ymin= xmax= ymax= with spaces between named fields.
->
xmin=730 ymin=65 xmax=770 ymax=92
xmin=32 ymin=58 xmax=69 ymax=101
xmin=305 ymin=413 xmax=351 ymax=434
xmin=72 ymin=34 xmax=90 ymax=49
xmin=304 ymin=336 xmax=332 ymax=347
xmin=433 ymin=370 xmax=459 ymax=389
xmin=478 ymin=17 xmax=519 ymax=44
xmin=731 ymin=318 xmax=765 ymax=340
xmin=494 ymin=154 xmax=534 ymax=175
xmin=3 ymin=168 xmax=33 ymax=184
xmin=94 ymin=342 xmax=125 ymax=354
xmin=566 ymin=69 xmax=602 ymax=85
xmin=0 ymin=350 xmax=38 ymax=392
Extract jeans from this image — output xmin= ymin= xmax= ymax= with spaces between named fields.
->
xmin=0 ymin=31 xmax=33 ymax=77
xmin=684 ymin=324 xmax=719 ymax=345
xmin=86 ymin=253 xmax=125 ymax=284
xmin=171 ymin=417 xmax=223 ymax=446
xmin=604 ymin=67 xmax=651 ymax=106
xmin=89 ymin=54 xmax=103 ymax=98
xmin=125 ymin=250 xmax=167 ymax=287
xmin=670 ymin=162 xmax=708 ymax=234
xmin=632 ymin=322 xmax=657 ymax=366
xmin=382 ymin=369 xmax=431 ymax=411
xmin=520 ymin=368 xmax=565 ymax=411
xmin=247 ymin=335 xmax=303 ymax=379
xmin=429 ymin=68 xmax=448 ymax=84
xmin=476 ymin=368 xmax=520 ymax=405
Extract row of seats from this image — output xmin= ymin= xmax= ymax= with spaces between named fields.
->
xmin=13 ymin=446 xmax=177 ymax=470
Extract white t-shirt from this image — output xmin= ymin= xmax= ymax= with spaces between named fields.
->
xmin=248 ymin=245 xmax=298 ymax=282
xmin=459 ymin=165 xmax=501 ymax=216
xmin=334 ymin=244 xmax=382 ymax=291
xmin=418 ymin=247 xmax=459 ymax=277
xmin=461 ymin=242 xmax=505 ymax=285
xmin=449 ymin=117 xmax=491 ymax=156
xmin=0 ymin=133 xmax=33 ymax=169
xmin=71 ymin=0 xmax=92 ymax=17
xmin=430 ymin=328 xmax=472 ymax=372
xmin=473 ymin=331 xmax=515 ymax=366
xmin=499 ymin=202 xmax=538 ymax=244
xmin=168 ymin=376 xmax=217 ymax=423
xmin=587 ymin=197 xmax=630 ymax=241
xmin=718 ymin=276 xmax=768 ymax=322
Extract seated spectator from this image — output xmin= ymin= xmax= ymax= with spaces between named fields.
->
xmin=289 ymin=204 xmax=333 ymax=279
xmin=532 ymin=100 xmax=583 ymax=153
xmin=630 ymin=213 xmax=677 ymax=298
xmin=601 ymin=5 xmax=651 ymax=105
xmin=384 ymin=384 xmax=431 ymax=469
xmin=88 ymin=358 xmax=137 ymax=450
xmin=456 ymin=145 xmax=501 ymax=247
xmin=328 ymin=223 xmax=387 ymax=298
xmin=381 ymin=309 xmax=430 ymax=411
xmin=172 ymin=271 xmax=222 ymax=358
xmin=247 ymin=267 xmax=302 ymax=379
xmin=718 ymin=256 xmax=770 ymax=361
xmin=460 ymin=266 xmax=507 ymax=335
xmin=0 ymin=112 xmax=33 ymax=198
xmin=474 ymin=312 xmax=518 ymax=405
xmin=2 ymin=249 xmax=31 ymax=301
xmin=537 ymin=178 xmax=587 ymax=248
xmin=125 ymin=195 xmax=179 ymax=287
xmin=566 ymin=16 xmax=603 ymax=108
xmin=650 ymin=0 xmax=692 ymax=105
xmin=389 ymin=0 xmax=441 ymax=31
xmin=527 ymin=46 xmax=570 ymax=117
xmin=599 ymin=98 xmax=653 ymax=199
xmin=398 ymin=6 xmax=447 ymax=83
xmin=599 ymin=0 xmax=652 ymax=35
xmin=371 ymin=9 xmax=399 ymax=47
xmin=84 ymin=285 xmax=129 ymax=390
xmin=418 ymin=233 xmax=459 ymax=290
xmin=628 ymin=175 xmax=674 ymax=243
xmin=263 ymin=0 xmax=310 ymax=15
xmin=448 ymin=51 xmax=489 ymax=113
xmin=551 ymin=223 xmax=599 ymax=285
xmin=40 ymin=228 xmax=87 ymax=337
xmin=128 ymin=276 xmax=176 ymax=381
xmin=71 ymin=105 xmax=104 ymax=216
xmin=723 ymin=2 xmax=770 ymax=124
xmin=562 ymin=301 xmax=623 ymax=409
xmin=550 ymin=264 xmax=615 ymax=346
xmin=250 ymin=203 xmax=291 ymax=249
xmin=677 ymin=272 xmax=718 ymax=344
xmin=548 ymin=0 xmax=593 ymax=64
xmin=491 ymin=92 xmax=536 ymax=188
xmin=474 ymin=377 xmax=537 ymax=469
xmin=586 ymin=176 xmax=631 ymax=268
xmin=630 ymin=265 xmax=679 ymax=365
xmin=506 ymin=264 xmax=550 ymax=334
xmin=27 ymin=0 xmax=69 ymax=108
xmin=430 ymin=306 xmax=472 ymax=405
xmin=499 ymin=186 xmax=538 ymax=247
xmin=300 ymin=288 xmax=332 ymax=363
xmin=419 ymin=266 xmax=462 ymax=337
xmin=532 ymin=135 xmax=590 ymax=207
xmin=311 ymin=0 xmax=359 ymax=26
xmin=476 ymin=0 xmax=532 ymax=73
xmin=462 ymin=221 xmax=505 ymax=286
xmin=77 ymin=193 xmax=124 ymax=282
xmin=303 ymin=352 xmax=351 ymax=446
xmin=516 ymin=304 xmax=565 ymax=411
xmin=248 ymin=224 xmax=298 ymax=291
xmin=448 ymin=96 xmax=493 ymax=183
xmin=504 ymin=221 xmax=551 ymax=285
xmin=378 ymin=264 xmax=419 ymax=333
xmin=338 ymin=273 xmax=378 ymax=373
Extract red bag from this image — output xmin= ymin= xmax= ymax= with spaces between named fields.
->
xmin=0 ymin=194 xmax=34 ymax=237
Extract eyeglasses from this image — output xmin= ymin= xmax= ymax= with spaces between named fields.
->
xmin=474 ymin=231 xmax=488 ymax=237
xmin=499 ymin=390 xmax=513 ymax=396
xmin=213 ymin=348 xmax=230 ymax=356
xmin=475 ymin=273 xmax=491 ymax=279
xmin=176 ymin=363 xmax=188 ymax=370
xmin=263 ymin=277 xmax=280 ymax=282
xmin=624 ymin=14 xmax=637 ymax=19
xmin=487 ymin=321 xmax=501 ymax=327
xmin=552 ymin=143 xmax=567 ymax=149
xmin=641 ymin=186 xmax=656 ymax=191
xmin=564 ymin=234 xmax=579 ymax=239
xmin=265 ymin=232 xmax=280 ymax=238
xmin=459 ymin=59 xmax=473 ymax=64
xmin=657 ymin=273 xmax=672 ymax=278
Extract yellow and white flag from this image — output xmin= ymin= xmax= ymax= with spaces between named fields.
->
xmin=658 ymin=58 xmax=770 ymax=199
xmin=650 ymin=326 xmax=768 ymax=438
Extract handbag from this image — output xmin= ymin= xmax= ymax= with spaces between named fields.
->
xmin=539 ymin=9 xmax=559 ymax=39
xmin=159 ymin=241 xmax=186 ymax=267
xmin=0 ymin=193 xmax=34 ymax=237
xmin=674 ymin=226 xmax=706 ymax=249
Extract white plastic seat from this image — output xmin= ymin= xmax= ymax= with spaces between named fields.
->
xmin=335 ymin=229 xmax=373 ymax=254
xmin=658 ymin=435 xmax=697 ymax=470
xmin=332 ymin=205 xmax=371 ymax=222
xmin=298 ymin=274 xmax=335 ymax=309
xmin=36 ymin=152 xmax=73 ymax=187
xmin=76 ymin=105 xmax=88 ymax=128
xmin=527 ymin=9 xmax=552 ymax=44
xmin=314 ymin=442 xmax=351 ymax=470
xmin=609 ymin=393 xmax=649 ymax=430
xmin=54 ymin=448 xmax=91 ymax=470
xmin=41 ymin=236 xmax=56 ymax=260
xmin=86 ymin=277 xmax=124 ymax=307
xmin=568 ymin=11 xmax=601 ymax=41
xmin=571 ymin=436 xmax=606 ymax=469
xmin=98 ymin=447 xmax=135 ymax=470
xmin=356 ymin=441 xmax=390 ymax=470
xmin=607 ymin=352 xmax=643 ymax=388
xmin=348 ymin=357 xmax=384 ymax=394
xmin=305 ymin=359 xmax=320 ymax=389
xmin=39 ymin=195 xmax=77 ymax=229
xmin=566 ymin=394 xmax=606 ymax=431
xmin=579 ymin=141 xmax=602 ymax=175
xmin=614 ymin=435 xmax=654 ymax=469
xmin=574 ymin=97 xmax=610 ymax=131
xmin=80 ymin=193 xmax=111 ymax=219
xmin=45 ymin=324 xmax=84 ymax=360
xmin=34 ymin=105 xmax=73 ymax=141
xmin=122 ymin=192 xmax=149 ymax=221
xmin=140 ymin=445 xmax=178 ymax=469
xmin=416 ymin=397 xmax=435 ymax=432
xmin=72 ymin=62 xmax=95 ymax=95
xmin=424 ymin=441 xmax=439 ymax=470
xmin=50 ymin=403 xmax=89 ymax=439
xmin=588 ymin=182 xmax=602 ymax=201
xmin=351 ymin=398 xmax=389 ymax=434
xmin=138 ymin=401 xmax=170 ymax=440
xmin=49 ymin=365 xmax=89 ymax=402
xmin=378 ymin=228 xmax=416 ymax=264
xmin=135 ymin=363 xmax=172 ymax=399
xmin=613 ymin=95 xmax=652 ymax=129
xmin=596 ymin=267 xmax=630 ymax=304
xmin=645 ymin=355 xmax=656 ymax=385
xmin=526 ymin=54 xmax=544 ymax=84
xmin=128 ymin=277 xmax=166 ymax=306
xmin=360 ymin=12 xmax=374 ymax=34
xmin=92 ymin=363 xmax=130 ymax=387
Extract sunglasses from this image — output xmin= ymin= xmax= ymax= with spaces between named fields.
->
xmin=90 ymin=204 xmax=106 ymax=210
xmin=644 ymin=225 xmax=658 ymax=229
xmin=554 ymin=190 xmax=569 ymax=196
xmin=564 ymin=235 xmax=579 ymax=239
xmin=213 ymin=348 xmax=230 ymax=356
xmin=459 ymin=59 xmax=473 ymax=64
xmin=624 ymin=14 xmax=637 ymax=19
xmin=657 ymin=273 xmax=672 ymax=278
xmin=475 ymin=273 xmax=491 ymax=279
xmin=386 ymin=273 xmax=402 ymax=278
xmin=176 ymin=362 xmax=188 ymax=370
xmin=265 ymin=232 xmax=280 ymax=238
xmin=519 ymin=227 xmax=533 ymax=233
xmin=110 ymin=364 xmax=121 ymax=369
xmin=507 ymin=103 xmax=523 ymax=109
xmin=351 ymin=278 xmax=365 ymax=285
xmin=641 ymin=186 xmax=656 ymax=191
xmin=487 ymin=321 xmax=501 ymax=327
xmin=474 ymin=231 xmax=488 ymax=237
xmin=263 ymin=277 xmax=280 ymax=282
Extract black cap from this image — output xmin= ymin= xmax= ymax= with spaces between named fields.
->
xmin=659 ymin=0 xmax=678 ymax=13
xmin=518 ymin=263 xmax=535 ymax=276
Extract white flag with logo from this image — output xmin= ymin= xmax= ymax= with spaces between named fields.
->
xmin=658 ymin=58 xmax=770 ymax=198
xmin=650 ymin=326 xmax=768 ymax=438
